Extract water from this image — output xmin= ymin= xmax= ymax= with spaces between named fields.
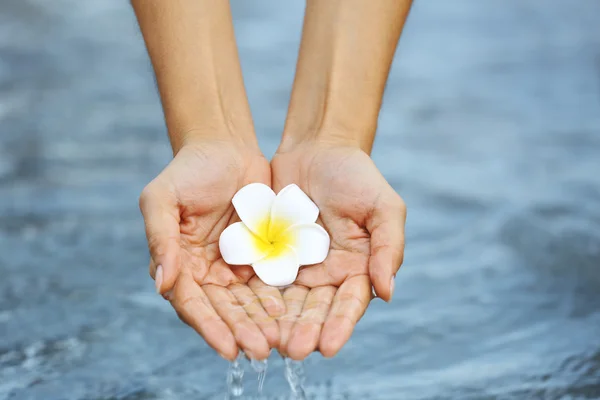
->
xmin=227 ymin=354 xmax=246 ymax=399
xmin=284 ymin=359 xmax=306 ymax=400
xmin=250 ymin=358 xmax=268 ymax=394
xmin=1 ymin=0 xmax=600 ymax=399
xmin=226 ymin=356 xmax=305 ymax=399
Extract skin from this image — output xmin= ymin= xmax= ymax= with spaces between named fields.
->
xmin=139 ymin=141 xmax=283 ymax=360
xmin=273 ymin=0 xmax=412 ymax=360
xmin=272 ymin=143 xmax=407 ymax=359
xmin=132 ymin=0 xmax=411 ymax=361
xmin=132 ymin=0 xmax=283 ymax=360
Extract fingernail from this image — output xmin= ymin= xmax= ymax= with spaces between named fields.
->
xmin=155 ymin=265 xmax=163 ymax=294
xmin=388 ymin=276 xmax=395 ymax=302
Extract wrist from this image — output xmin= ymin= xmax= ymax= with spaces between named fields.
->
xmin=171 ymin=124 xmax=259 ymax=156
xmin=168 ymin=114 xmax=258 ymax=155
xmin=278 ymin=128 xmax=374 ymax=155
xmin=280 ymin=114 xmax=377 ymax=155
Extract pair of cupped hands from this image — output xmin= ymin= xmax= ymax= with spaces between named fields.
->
xmin=139 ymin=135 xmax=406 ymax=361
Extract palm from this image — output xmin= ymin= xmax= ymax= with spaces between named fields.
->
xmin=271 ymin=143 xmax=405 ymax=359
xmin=141 ymin=141 xmax=282 ymax=360
xmin=167 ymin=143 xmax=262 ymax=284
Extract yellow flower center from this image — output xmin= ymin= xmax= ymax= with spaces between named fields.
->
xmin=251 ymin=215 xmax=294 ymax=259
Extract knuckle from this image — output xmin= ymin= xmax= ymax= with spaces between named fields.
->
xmin=147 ymin=233 xmax=167 ymax=258
xmin=138 ymin=183 xmax=156 ymax=211
xmin=398 ymin=249 xmax=405 ymax=266
xmin=335 ymin=292 xmax=369 ymax=312
xmin=139 ymin=180 xmax=174 ymax=214
xmin=394 ymin=194 xmax=407 ymax=214
xmin=148 ymin=260 xmax=156 ymax=278
xmin=238 ymin=295 xmax=261 ymax=309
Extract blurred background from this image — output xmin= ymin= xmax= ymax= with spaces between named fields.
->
xmin=1 ymin=0 xmax=600 ymax=399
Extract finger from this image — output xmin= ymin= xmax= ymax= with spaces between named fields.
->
xmin=203 ymin=284 xmax=270 ymax=360
xmin=367 ymin=192 xmax=406 ymax=302
xmin=230 ymin=265 xmax=256 ymax=284
xmin=170 ymin=274 xmax=238 ymax=360
xmin=150 ymin=259 xmax=176 ymax=301
xmin=228 ymin=283 xmax=280 ymax=349
xmin=139 ymin=182 xmax=181 ymax=294
xmin=319 ymin=275 xmax=370 ymax=358
xmin=277 ymin=285 xmax=309 ymax=356
xmin=248 ymin=276 xmax=286 ymax=318
xmin=287 ymin=286 xmax=336 ymax=360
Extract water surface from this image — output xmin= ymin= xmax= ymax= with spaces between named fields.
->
xmin=1 ymin=0 xmax=600 ymax=398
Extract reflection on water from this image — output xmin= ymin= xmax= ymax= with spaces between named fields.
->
xmin=1 ymin=0 xmax=600 ymax=398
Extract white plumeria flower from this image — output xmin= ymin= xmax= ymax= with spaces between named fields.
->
xmin=219 ymin=183 xmax=330 ymax=287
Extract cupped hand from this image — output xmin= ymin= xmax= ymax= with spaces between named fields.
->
xmin=271 ymin=141 xmax=407 ymax=360
xmin=139 ymin=139 xmax=285 ymax=360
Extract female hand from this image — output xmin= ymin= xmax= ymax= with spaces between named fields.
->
xmin=139 ymin=139 xmax=284 ymax=360
xmin=271 ymin=141 xmax=406 ymax=360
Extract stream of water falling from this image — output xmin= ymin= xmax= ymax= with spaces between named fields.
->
xmin=226 ymin=353 xmax=245 ymax=399
xmin=250 ymin=358 xmax=268 ymax=393
xmin=225 ymin=353 xmax=306 ymax=399
xmin=284 ymin=358 xmax=307 ymax=400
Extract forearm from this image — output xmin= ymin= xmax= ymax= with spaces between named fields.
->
xmin=132 ymin=0 xmax=256 ymax=153
xmin=281 ymin=0 xmax=412 ymax=154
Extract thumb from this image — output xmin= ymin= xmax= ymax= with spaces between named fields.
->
xmin=139 ymin=183 xmax=181 ymax=294
xmin=367 ymin=192 xmax=407 ymax=302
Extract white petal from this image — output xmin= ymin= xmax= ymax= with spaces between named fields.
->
xmin=269 ymin=184 xmax=319 ymax=238
xmin=232 ymin=183 xmax=275 ymax=239
xmin=219 ymin=222 xmax=269 ymax=265
xmin=284 ymin=223 xmax=330 ymax=265
xmin=252 ymin=245 xmax=299 ymax=287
